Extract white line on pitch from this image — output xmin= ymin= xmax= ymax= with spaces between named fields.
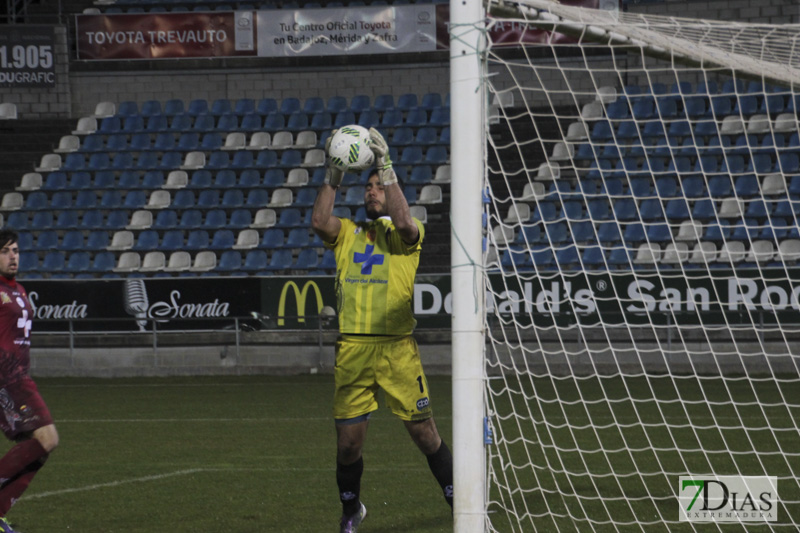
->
xmin=24 ymin=468 xmax=210 ymax=500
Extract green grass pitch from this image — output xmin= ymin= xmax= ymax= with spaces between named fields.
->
xmin=7 ymin=375 xmax=798 ymax=532
xmin=7 ymin=376 xmax=455 ymax=533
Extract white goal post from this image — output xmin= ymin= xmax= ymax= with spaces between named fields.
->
xmin=450 ymin=0 xmax=800 ymax=531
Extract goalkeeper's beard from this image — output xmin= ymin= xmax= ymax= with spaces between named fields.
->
xmin=365 ymin=201 xmax=385 ymax=221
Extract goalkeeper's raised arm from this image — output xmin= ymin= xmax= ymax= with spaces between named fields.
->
xmin=368 ymin=127 xmax=419 ymax=245
xmin=311 ymin=129 xmax=343 ymax=244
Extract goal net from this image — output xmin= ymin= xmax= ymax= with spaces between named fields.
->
xmin=476 ymin=1 xmax=800 ymax=530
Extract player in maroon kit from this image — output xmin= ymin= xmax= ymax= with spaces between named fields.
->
xmin=0 ymin=230 xmax=58 ymax=533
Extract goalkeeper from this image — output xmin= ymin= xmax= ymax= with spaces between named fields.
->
xmin=311 ymin=128 xmax=453 ymax=533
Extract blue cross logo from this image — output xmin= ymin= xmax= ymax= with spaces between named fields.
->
xmin=354 ymin=244 xmax=384 ymax=275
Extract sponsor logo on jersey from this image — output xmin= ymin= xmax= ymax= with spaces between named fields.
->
xmin=354 ymin=244 xmax=384 ymax=275
xmin=416 ymin=397 xmax=429 ymax=410
xmin=0 ymin=292 xmax=10 ymax=305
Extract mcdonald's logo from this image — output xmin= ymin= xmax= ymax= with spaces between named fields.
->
xmin=277 ymin=280 xmax=324 ymax=327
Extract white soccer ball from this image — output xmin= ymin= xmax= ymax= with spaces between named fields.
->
xmin=328 ymin=125 xmax=375 ymax=172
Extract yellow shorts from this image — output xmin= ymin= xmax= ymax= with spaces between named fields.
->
xmin=333 ymin=334 xmax=433 ymax=422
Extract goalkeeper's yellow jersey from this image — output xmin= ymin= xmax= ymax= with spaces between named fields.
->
xmin=326 ymin=216 xmax=424 ymax=335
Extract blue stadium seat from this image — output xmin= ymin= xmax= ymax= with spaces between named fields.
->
xmin=424 ymin=146 xmax=448 ymax=165
xmin=203 ymin=209 xmax=227 ymax=229
xmin=178 ymin=209 xmax=203 ymax=230
xmin=259 ymin=228 xmax=284 ymax=249
xmin=255 ymin=150 xmax=279 ymax=169
xmin=640 ymin=199 xmax=664 ymax=221
xmin=286 ymin=111 xmax=309 ymax=131
xmin=708 ymin=176 xmax=733 ymax=198
xmin=34 ymin=231 xmax=58 ymax=251
xmin=187 ymin=99 xmax=209 ymax=116
xmin=586 ymin=199 xmax=611 ymax=221
xmin=501 ymin=247 xmax=531 ymax=270
xmin=333 ymin=111 xmax=356 ymax=129
xmin=229 ymin=209 xmax=252 ymax=229
xmin=327 ymin=96 xmax=348 ymax=115
xmin=188 ymin=170 xmax=213 ymax=189
xmin=99 ymin=116 xmax=121 ymax=134
xmin=310 ymin=112 xmax=332 ymax=131
xmin=238 ymin=113 xmax=262 ymax=132
xmin=19 ymin=252 xmax=39 ymax=272
xmin=221 ymin=190 xmax=244 ymax=209
xmin=245 ymin=189 xmax=269 ymax=208
xmin=64 ymin=252 xmax=91 ymax=274
xmin=122 ymin=116 xmax=145 ymax=133
xmin=266 ymin=249 xmax=293 ymax=271
xmin=210 ymin=98 xmax=232 ymax=116
xmin=302 ymin=97 xmax=324 ymax=115
xmin=197 ymin=190 xmax=220 ymax=209
xmin=161 ymin=230 xmax=185 ymax=251
xmin=230 ymin=151 xmax=254 ymax=170
xmin=279 ymin=97 xmax=301 ymax=116
xmin=185 ymin=230 xmax=210 ymax=250
xmin=285 ymin=228 xmax=311 ymax=248
xmin=153 ymin=210 xmax=178 ymax=230
xmin=735 ymin=175 xmax=760 ymax=197
xmin=216 ymin=251 xmax=242 ymax=272
xmin=106 ymin=211 xmax=129 ymax=229
xmin=273 ymin=208 xmax=301 ymax=228
xmin=42 ymin=172 xmax=67 ymax=191
xmin=177 ymin=133 xmax=199 ymax=151
xmin=348 ymin=94 xmax=370 ymax=114
xmin=256 ymin=98 xmax=278 ymax=115
xmin=665 ymin=199 xmax=690 ymax=220
xmin=146 ymin=115 xmax=168 ymax=133
xmin=238 ymin=169 xmax=262 ymax=189
xmin=87 ymin=251 xmax=115 ymax=273
xmin=242 ymin=250 xmax=268 ymax=272
xmin=234 ymin=98 xmax=255 ymax=115
xmin=40 ymin=251 xmax=66 ymax=273
xmin=294 ymin=249 xmax=319 ymax=270
xmin=358 ymin=110 xmax=380 ymax=129
xmin=399 ymin=146 xmax=423 ymax=165
xmin=295 ymin=188 xmax=317 ymax=207
xmin=544 ymin=222 xmax=568 ymax=244
xmin=409 ymin=108 xmax=433 ymax=127
xmin=691 ymin=199 xmax=715 ymax=220
xmin=744 ymin=199 xmax=768 ymax=218
xmin=30 ymin=211 xmax=53 ymax=230
xmin=133 ymin=230 xmax=159 ymax=251
xmin=106 ymin=133 xmax=129 ymax=152
xmin=17 ymin=233 xmax=34 ymax=252
xmin=192 ymin=114 xmax=216 ymax=133
xmin=124 ymin=191 xmax=147 ymax=209
xmin=380 ymin=109 xmax=403 ymax=128
xmin=263 ymin=112 xmax=285 ymax=130
xmin=613 ymin=198 xmax=638 ymax=221
xmin=85 ymin=231 xmax=109 ymax=251
xmin=172 ymin=190 xmax=197 ymax=209
xmin=202 ymin=132 xmax=224 ymax=151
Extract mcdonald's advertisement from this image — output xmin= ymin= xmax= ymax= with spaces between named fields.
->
xmin=17 ymin=268 xmax=800 ymax=332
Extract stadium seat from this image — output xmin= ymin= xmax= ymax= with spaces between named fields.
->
xmin=189 ymin=251 xmax=217 ymax=272
xmin=242 ymin=250 xmax=268 ymax=272
xmin=159 ymin=229 xmax=184 ymax=251
xmin=251 ymin=209 xmax=277 ymax=229
xmin=293 ymin=249 xmax=319 ymax=270
xmin=266 ymin=249 xmax=293 ymax=270
xmin=165 ymin=251 xmax=192 ymax=273
xmin=185 ymin=230 xmax=210 ymax=251
xmin=216 ymin=251 xmax=242 ymax=272
xmin=140 ymin=251 xmax=166 ymax=273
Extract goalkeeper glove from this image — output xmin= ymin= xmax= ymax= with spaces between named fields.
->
xmin=324 ymin=129 xmax=344 ymax=188
xmin=368 ymin=127 xmax=398 ymax=186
